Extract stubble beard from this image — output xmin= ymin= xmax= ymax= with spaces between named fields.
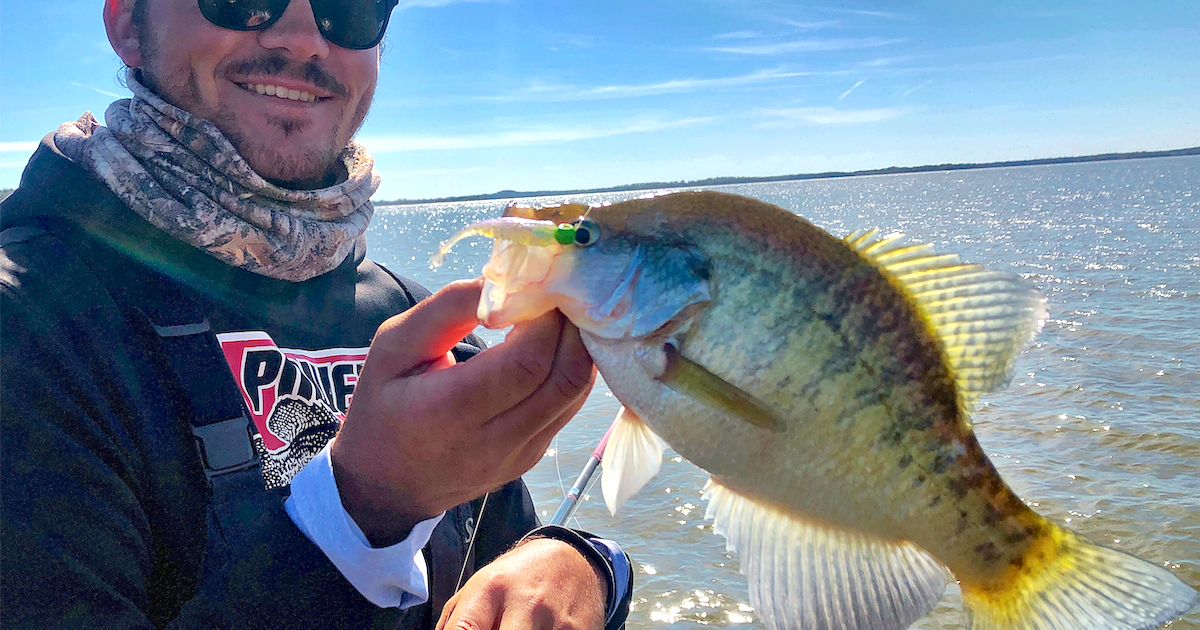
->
xmin=134 ymin=15 xmax=372 ymax=190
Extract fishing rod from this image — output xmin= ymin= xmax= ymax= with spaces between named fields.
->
xmin=549 ymin=422 xmax=615 ymax=526
xmin=457 ymin=421 xmax=616 ymax=592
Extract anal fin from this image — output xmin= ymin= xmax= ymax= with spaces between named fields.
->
xmin=601 ymin=406 xmax=667 ymax=515
xmin=704 ymin=479 xmax=948 ymax=630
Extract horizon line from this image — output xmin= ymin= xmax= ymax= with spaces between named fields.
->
xmin=376 ymin=145 xmax=1200 ymax=206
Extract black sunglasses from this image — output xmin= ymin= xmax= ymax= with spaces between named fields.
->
xmin=198 ymin=0 xmax=400 ymax=50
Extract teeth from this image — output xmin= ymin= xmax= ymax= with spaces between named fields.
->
xmin=242 ymin=83 xmax=318 ymax=102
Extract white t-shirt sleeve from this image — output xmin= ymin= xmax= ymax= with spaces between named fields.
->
xmin=284 ymin=443 xmax=444 ymax=609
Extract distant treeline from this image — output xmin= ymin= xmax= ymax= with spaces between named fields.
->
xmin=378 ymin=146 xmax=1200 ymax=207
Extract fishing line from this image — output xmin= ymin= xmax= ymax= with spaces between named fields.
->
xmin=454 ymin=491 xmax=490 ymax=593
xmin=554 ymin=433 xmax=567 ymax=497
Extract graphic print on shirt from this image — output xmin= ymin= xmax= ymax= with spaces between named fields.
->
xmin=218 ymin=331 xmax=367 ymax=489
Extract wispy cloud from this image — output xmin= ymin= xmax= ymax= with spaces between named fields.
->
xmin=902 ymin=80 xmax=931 ymax=97
xmin=839 ymin=80 xmax=865 ymax=100
xmin=490 ymin=67 xmax=834 ymax=102
xmin=358 ymin=116 xmax=717 ymax=152
xmin=838 ymin=8 xmax=910 ymax=20
xmin=71 ymin=81 xmax=125 ymax=99
xmin=708 ymin=37 xmax=905 ymax=56
xmin=0 ymin=142 xmax=39 ymax=153
xmin=711 ymin=30 xmax=762 ymax=41
xmin=857 ymin=55 xmax=916 ymax=68
xmin=760 ymin=107 xmax=899 ymax=125
xmin=776 ymin=18 xmax=841 ymax=31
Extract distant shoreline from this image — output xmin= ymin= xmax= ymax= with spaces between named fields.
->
xmin=376 ymin=146 xmax=1200 ymax=207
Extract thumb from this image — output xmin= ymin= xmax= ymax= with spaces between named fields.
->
xmin=363 ymin=278 xmax=484 ymax=381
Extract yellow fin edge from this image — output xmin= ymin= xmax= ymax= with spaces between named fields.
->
xmin=961 ymin=525 xmax=1198 ymax=630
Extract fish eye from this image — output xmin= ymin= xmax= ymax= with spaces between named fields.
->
xmin=573 ymin=219 xmax=601 ymax=247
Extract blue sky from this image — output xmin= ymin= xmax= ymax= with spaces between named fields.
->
xmin=2 ymin=0 xmax=1198 ymax=200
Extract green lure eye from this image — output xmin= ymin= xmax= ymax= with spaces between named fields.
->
xmin=573 ymin=219 xmax=601 ymax=246
xmin=554 ymin=223 xmax=576 ymax=245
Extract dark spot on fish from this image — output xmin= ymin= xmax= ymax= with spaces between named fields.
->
xmin=1010 ymin=557 xmax=1025 ymax=571
xmin=931 ymin=452 xmax=955 ymax=474
xmin=928 ymin=494 xmax=942 ymax=507
xmin=982 ymin=503 xmax=1006 ymax=526
xmin=692 ymin=258 xmax=712 ymax=282
xmin=948 ymin=478 xmax=969 ymax=500
xmin=1004 ymin=530 xmax=1029 ymax=545
xmin=956 ymin=510 xmax=970 ymax=535
xmin=881 ymin=425 xmax=906 ymax=446
xmin=776 ymin=374 xmax=793 ymax=390
xmin=897 ymin=454 xmax=913 ymax=470
xmin=974 ymin=542 xmax=1002 ymax=564
xmin=911 ymin=414 xmax=934 ymax=432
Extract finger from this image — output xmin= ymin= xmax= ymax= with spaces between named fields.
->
xmin=481 ymin=318 xmax=595 ymax=439
xmin=364 ymin=279 xmax=485 ymax=381
xmin=439 ymin=583 xmax=505 ymax=630
xmin=435 ymin=594 xmax=459 ymax=630
xmin=507 ymin=373 xmax=595 ymax=476
xmin=414 ymin=309 xmax=569 ymax=421
xmin=498 ymin=603 xmax=552 ymax=630
xmin=406 ymin=350 xmax=457 ymax=377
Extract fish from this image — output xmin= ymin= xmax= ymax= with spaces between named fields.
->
xmin=431 ymin=190 xmax=1198 ymax=630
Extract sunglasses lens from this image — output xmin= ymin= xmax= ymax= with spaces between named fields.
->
xmin=198 ymin=0 xmax=290 ymax=30
xmin=313 ymin=0 xmax=395 ymax=49
xmin=198 ymin=0 xmax=395 ymax=49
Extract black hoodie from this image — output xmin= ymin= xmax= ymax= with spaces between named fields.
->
xmin=0 ymin=138 xmax=541 ymax=629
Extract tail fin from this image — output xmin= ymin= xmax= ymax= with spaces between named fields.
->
xmin=962 ymin=527 xmax=1197 ymax=630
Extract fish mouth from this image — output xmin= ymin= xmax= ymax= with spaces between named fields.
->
xmin=479 ymin=238 xmax=566 ymax=328
xmin=431 ymin=210 xmax=713 ymax=339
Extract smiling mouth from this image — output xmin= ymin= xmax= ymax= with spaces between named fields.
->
xmin=238 ymin=82 xmax=323 ymax=103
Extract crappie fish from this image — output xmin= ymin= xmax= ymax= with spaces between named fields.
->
xmin=432 ymin=191 xmax=1198 ymax=630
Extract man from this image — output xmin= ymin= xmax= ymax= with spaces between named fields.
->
xmin=0 ymin=0 xmax=632 ymax=628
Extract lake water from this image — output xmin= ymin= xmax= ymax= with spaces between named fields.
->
xmin=367 ymin=156 xmax=1200 ymax=629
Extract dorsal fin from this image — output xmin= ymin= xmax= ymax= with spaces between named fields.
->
xmin=845 ymin=228 xmax=1047 ymax=410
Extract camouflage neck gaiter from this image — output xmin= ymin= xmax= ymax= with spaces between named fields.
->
xmin=54 ymin=76 xmax=378 ymax=283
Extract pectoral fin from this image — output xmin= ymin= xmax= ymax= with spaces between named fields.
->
xmin=601 ymin=406 xmax=667 ymax=515
xmin=659 ymin=344 xmax=781 ymax=432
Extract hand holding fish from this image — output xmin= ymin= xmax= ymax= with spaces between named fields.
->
xmin=436 ymin=537 xmax=608 ymax=630
xmin=330 ymin=279 xmax=596 ymax=546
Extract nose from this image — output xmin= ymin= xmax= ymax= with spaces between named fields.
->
xmin=257 ymin=0 xmax=330 ymax=60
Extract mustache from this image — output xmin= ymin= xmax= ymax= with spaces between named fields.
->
xmin=227 ymin=52 xmax=348 ymax=97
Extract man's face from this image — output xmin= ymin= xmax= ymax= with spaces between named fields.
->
xmin=133 ymin=0 xmax=379 ymax=188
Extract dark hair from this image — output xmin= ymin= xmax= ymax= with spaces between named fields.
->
xmin=116 ymin=0 xmax=148 ymax=86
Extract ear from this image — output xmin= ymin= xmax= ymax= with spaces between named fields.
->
xmin=104 ymin=0 xmax=143 ymax=67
